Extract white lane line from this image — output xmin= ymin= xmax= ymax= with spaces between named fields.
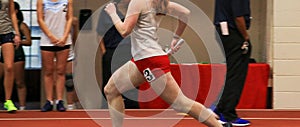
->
xmin=244 ymin=118 xmax=300 ymax=120
xmin=0 ymin=117 xmax=192 ymax=121
xmin=0 ymin=117 xmax=300 ymax=121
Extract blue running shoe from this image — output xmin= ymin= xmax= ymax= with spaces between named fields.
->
xmin=231 ymin=118 xmax=250 ymax=126
xmin=56 ymin=100 xmax=66 ymax=112
xmin=41 ymin=100 xmax=53 ymax=112
xmin=210 ymin=105 xmax=250 ymax=126
xmin=210 ymin=106 xmax=227 ymax=125
xmin=218 ymin=113 xmax=227 ymax=125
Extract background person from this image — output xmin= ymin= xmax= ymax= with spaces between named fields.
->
xmin=0 ymin=1 xmax=32 ymax=111
xmin=65 ymin=17 xmax=80 ymax=110
xmin=97 ymin=0 xmax=139 ymax=109
xmin=37 ymin=0 xmax=73 ymax=112
xmin=213 ymin=0 xmax=252 ymax=126
xmin=0 ymin=0 xmax=21 ymax=113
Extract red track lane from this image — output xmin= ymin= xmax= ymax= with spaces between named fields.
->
xmin=0 ymin=109 xmax=299 ymax=127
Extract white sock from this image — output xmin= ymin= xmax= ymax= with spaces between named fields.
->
xmin=67 ymin=104 xmax=74 ymax=110
xmin=49 ymin=100 xmax=54 ymax=105
xmin=19 ymin=106 xmax=26 ymax=110
xmin=56 ymin=100 xmax=62 ymax=104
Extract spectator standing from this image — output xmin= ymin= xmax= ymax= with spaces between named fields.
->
xmin=213 ymin=0 xmax=252 ymax=126
xmin=37 ymin=0 xmax=73 ymax=112
xmin=0 ymin=0 xmax=21 ymax=113
xmin=97 ymin=0 xmax=139 ymax=109
xmin=65 ymin=17 xmax=80 ymax=110
xmin=0 ymin=1 xmax=32 ymax=111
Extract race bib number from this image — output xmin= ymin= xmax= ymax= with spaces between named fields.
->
xmin=143 ymin=68 xmax=156 ymax=82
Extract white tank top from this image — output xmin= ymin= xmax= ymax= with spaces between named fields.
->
xmin=0 ymin=0 xmax=13 ymax=34
xmin=40 ymin=0 xmax=72 ymax=46
xmin=131 ymin=0 xmax=166 ymax=61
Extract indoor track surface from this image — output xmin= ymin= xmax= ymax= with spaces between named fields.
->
xmin=0 ymin=109 xmax=299 ymax=127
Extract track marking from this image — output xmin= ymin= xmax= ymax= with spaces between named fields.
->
xmin=1 ymin=117 xmax=300 ymax=121
xmin=0 ymin=117 xmax=193 ymax=121
xmin=244 ymin=118 xmax=300 ymax=120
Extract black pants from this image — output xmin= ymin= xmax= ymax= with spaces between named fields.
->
xmin=215 ymin=27 xmax=252 ymax=121
xmin=101 ymin=48 xmax=139 ymax=109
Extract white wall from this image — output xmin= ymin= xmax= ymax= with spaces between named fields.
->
xmin=273 ymin=0 xmax=300 ymax=109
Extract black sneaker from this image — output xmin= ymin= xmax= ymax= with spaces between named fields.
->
xmin=56 ymin=100 xmax=66 ymax=112
xmin=41 ymin=100 xmax=53 ymax=112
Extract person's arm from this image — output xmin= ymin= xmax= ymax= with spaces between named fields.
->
xmin=99 ymin=38 xmax=106 ymax=55
xmin=235 ymin=16 xmax=249 ymax=41
xmin=231 ymin=0 xmax=250 ymax=41
xmin=20 ymin=23 xmax=32 ymax=46
xmin=58 ymin=0 xmax=73 ymax=46
xmin=167 ymin=2 xmax=191 ymax=53
xmin=168 ymin=2 xmax=190 ymax=37
xmin=71 ymin=17 xmax=79 ymax=45
xmin=37 ymin=0 xmax=58 ymax=44
xmin=105 ymin=0 xmax=142 ymax=37
xmin=96 ymin=10 xmax=109 ymax=55
xmin=9 ymin=0 xmax=21 ymax=47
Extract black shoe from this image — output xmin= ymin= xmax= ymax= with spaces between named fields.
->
xmin=41 ymin=100 xmax=53 ymax=112
xmin=56 ymin=100 xmax=66 ymax=112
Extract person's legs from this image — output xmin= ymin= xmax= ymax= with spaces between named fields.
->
xmin=54 ymin=48 xmax=69 ymax=111
xmin=104 ymin=61 xmax=146 ymax=127
xmin=65 ymin=59 xmax=81 ymax=109
xmin=150 ymin=72 xmax=222 ymax=127
xmin=132 ymin=55 xmax=221 ymax=127
xmin=2 ymin=43 xmax=15 ymax=100
xmin=14 ymin=61 xmax=27 ymax=110
xmin=0 ymin=63 xmax=4 ymax=78
xmin=216 ymin=29 xmax=251 ymax=122
xmin=101 ymin=49 xmax=113 ymax=109
xmin=105 ymin=57 xmax=222 ymax=127
xmin=73 ymin=90 xmax=81 ymax=109
xmin=2 ymin=42 xmax=17 ymax=112
xmin=0 ymin=63 xmax=4 ymax=91
xmin=55 ymin=49 xmax=69 ymax=100
xmin=41 ymin=50 xmax=55 ymax=111
xmin=66 ymin=87 xmax=74 ymax=109
xmin=65 ymin=60 xmax=75 ymax=110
